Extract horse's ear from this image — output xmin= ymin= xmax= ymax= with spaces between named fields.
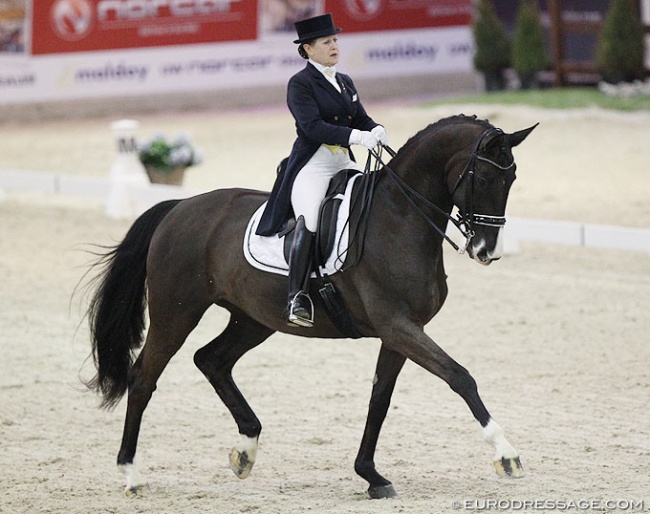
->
xmin=508 ymin=123 xmax=539 ymax=148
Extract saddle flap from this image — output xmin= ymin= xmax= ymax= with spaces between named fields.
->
xmin=281 ymin=169 xmax=361 ymax=266
xmin=316 ymin=169 xmax=361 ymax=266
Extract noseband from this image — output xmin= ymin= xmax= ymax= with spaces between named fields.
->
xmin=375 ymin=127 xmax=515 ymax=253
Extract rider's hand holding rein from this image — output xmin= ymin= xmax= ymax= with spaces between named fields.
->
xmin=349 ymin=125 xmax=388 ymax=149
xmin=371 ymin=125 xmax=389 ymax=145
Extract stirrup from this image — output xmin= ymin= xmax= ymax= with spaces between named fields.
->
xmin=287 ymin=292 xmax=314 ymax=328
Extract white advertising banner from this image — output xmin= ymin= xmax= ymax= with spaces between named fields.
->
xmin=0 ymin=0 xmax=473 ymax=105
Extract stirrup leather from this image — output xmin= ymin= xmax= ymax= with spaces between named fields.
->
xmin=287 ymin=291 xmax=314 ymax=327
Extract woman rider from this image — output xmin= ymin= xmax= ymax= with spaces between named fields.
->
xmin=256 ymin=13 xmax=388 ymax=328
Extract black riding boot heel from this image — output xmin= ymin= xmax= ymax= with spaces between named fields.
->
xmin=285 ymin=216 xmax=315 ymax=327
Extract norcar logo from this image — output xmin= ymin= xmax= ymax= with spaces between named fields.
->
xmin=50 ymin=0 xmax=241 ymax=41
xmin=51 ymin=0 xmax=94 ymax=41
xmin=97 ymin=0 xmax=242 ymax=21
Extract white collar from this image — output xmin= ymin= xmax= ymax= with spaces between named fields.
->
xmin=309 ymin=59 xmax=336 ymax=78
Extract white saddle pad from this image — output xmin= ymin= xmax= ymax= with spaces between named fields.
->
xmin=244 ymin=173 xmax=362 ymax=277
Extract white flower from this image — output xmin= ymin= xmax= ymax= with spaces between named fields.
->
xmin=138 ymin=132 xmax=203 ymax=171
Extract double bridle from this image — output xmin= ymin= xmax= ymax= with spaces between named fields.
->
xmin=374 ymin=127 xmax=515 ymax=253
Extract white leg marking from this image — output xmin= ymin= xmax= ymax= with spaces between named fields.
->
xmin=482 ymin=419 xmax=518 ymax=461
xmin=236 ymin=434 xmax=259 ymax=463
xmin=229 ymin=434 xmax=259 ymax=479
xmin=119 ymin=461 xmax=147 ymax=495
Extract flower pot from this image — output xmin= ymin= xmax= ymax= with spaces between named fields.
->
xmin=145 ymin=165 xmax=186 ymax=186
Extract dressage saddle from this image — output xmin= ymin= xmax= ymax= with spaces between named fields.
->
xmin=281 ymin=168 xmax=360 ymax=267
xmin=279 ymin=168 xmax=364 ymax=338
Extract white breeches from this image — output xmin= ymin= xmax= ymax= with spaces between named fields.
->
xmin=291 ymin=145 xmax=363 ymax=232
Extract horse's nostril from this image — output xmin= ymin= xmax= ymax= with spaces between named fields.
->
xmin=477 ymin=249 xmax=489 ymax=261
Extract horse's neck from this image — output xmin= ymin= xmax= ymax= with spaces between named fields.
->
xmin=388 ymin=122 xmax=483 ymax=211
xmin=384 ymin=146 xmax=455 ymax=218
xmin=366 ymin=159 xmax=448 ymax=283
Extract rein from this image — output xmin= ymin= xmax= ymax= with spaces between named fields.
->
xmin=334 ymin=148 xmax=383 ymax=270
xmin=374 ymin=127 xmax=515 ymax=253
xmin=375 ymin=145 xmax=466 ymax=251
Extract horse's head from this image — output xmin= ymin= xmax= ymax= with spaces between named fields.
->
xmin=449 ymin=123 xmax=537 ymax=265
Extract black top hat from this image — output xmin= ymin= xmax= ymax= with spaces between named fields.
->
xmin=293 ymin=13 xmax=342 ymax=44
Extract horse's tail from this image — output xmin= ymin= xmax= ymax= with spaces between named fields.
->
xmin=85 ymin=199 xmax=181 ymax=410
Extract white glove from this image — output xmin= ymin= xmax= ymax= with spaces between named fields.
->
xmin=371 ymin=125 xmax=389 ymax=145
xmin=349 ymin=129 xmax=380 ymax=150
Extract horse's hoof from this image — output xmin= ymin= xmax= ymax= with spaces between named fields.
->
xmin=494 ymin=457 xmax=525 ymax=478
xmin=119 ymin=462 xmax=147 ymax=496
xmin=124 ymin=484 xmax=146 ymax=497
xmin=229 ymin=447 xmax=255 ymax=479
xmin=368 ymin=483 xmax=398 ymax=499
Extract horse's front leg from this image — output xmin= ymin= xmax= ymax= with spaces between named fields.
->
xmin=384 ymin=322 xmax=524 ymax=479
xmin=355 ymin=345 xmax=406 ymax=499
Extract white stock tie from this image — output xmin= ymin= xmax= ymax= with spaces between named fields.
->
xmin=323 ymin=67 xmax=341 ymax=92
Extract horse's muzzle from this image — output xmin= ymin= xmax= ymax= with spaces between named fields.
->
xmin=468 ymin=227 xmax=505 ymax=265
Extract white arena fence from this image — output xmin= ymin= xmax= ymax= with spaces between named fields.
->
xmin=1 ymin=168 xmax=649 ymax=255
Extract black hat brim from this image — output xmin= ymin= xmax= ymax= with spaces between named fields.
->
xmin=293 ymin=27 xmax=342 ymax=44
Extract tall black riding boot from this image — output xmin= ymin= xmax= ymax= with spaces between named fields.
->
xmin=286 ymin=216 xmax=315 ymax=327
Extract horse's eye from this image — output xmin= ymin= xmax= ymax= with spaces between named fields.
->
xmin=476 ymin=176 xmax=488 ymax=187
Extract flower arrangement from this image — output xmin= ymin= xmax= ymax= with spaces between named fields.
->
xmin=138 ymin=132 xmax=203 ymax=172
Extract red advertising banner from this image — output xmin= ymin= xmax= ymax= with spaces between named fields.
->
xmin=326 ymin=0 xmax=472 ymax=32
xmin=32 ymin=0 xmax=258 ymax=55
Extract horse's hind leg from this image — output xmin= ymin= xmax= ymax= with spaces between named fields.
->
xmin=193 ymin=307 xmax=275 ymax=480
xmin=117 ymin=309 xmax=204 ymax=495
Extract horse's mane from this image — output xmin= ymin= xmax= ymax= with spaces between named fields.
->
xmin=396 ymin=114 xmax=494 ymax=157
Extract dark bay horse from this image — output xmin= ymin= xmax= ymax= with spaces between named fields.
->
xmin=85 ymin=114 xmax=536 ymax=499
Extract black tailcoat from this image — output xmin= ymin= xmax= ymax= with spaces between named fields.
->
xmin=256 ymin=62 xmax=378 ymax=236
